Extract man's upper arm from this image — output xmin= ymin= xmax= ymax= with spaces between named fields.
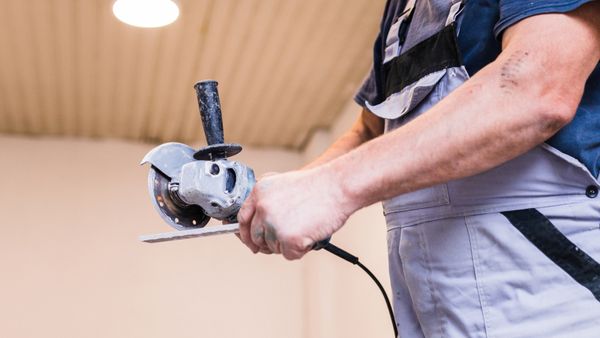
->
xmin=359 ymin=108 xmax=384 ymax=141
xmin=498 ymin=2 xmax=600 ymax=115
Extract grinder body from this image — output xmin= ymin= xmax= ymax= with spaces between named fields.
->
xmin=142 ymin=81 xmax=254 ymax=230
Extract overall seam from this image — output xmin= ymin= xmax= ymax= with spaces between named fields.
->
xmin=409 ymin=229 xmax=430 ymax=336
xmin=464 ymin=215 xmax=492 ymax=338
xmin=418 ymin=227 xmax=449 ymax=337
xmin=397 ymin=228 xmax=427 ymax=337
xmin=385 ymin=197 xmax=590 ymax=231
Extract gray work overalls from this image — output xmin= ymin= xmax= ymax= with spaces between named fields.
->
xmin=364 ymin=1 xmax=600 ymax=337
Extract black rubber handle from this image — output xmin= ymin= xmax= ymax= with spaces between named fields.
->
xmin=194 ymin=80 xmax=225 ymax=146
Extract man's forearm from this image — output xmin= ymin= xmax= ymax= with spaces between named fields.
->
xmin=302 ymin=128 xmax=365 ymax=170
xmin=330 ymin=67 xmax=566 ymax=210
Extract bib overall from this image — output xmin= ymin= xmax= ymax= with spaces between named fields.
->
xmin=364 ymin=1 xmax=600 ymax=337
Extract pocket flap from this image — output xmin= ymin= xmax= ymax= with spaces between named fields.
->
xmin=366 ymin=69 xmax=446 ymax=120
xmin=383 ymin=184 xmax=450 ymax=214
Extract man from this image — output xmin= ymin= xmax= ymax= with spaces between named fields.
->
xmin=238 ymin=0 xmax=600 ymax=336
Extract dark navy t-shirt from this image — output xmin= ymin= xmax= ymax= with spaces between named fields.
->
xmin=356 ymin=0 xmax=600 ymax=177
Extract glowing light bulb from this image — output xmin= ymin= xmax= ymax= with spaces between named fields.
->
xmin=113 ymin=0 xmax=179 ymax=28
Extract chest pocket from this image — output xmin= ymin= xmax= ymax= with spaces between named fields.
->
xmin=367 ymin=1 xmax=465 ymax=120
xmin=369 ymin=23 xmax=463 ymax=120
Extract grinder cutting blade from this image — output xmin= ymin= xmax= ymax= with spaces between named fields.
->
xmin=147 ymin=166 xmax=210 ymax=230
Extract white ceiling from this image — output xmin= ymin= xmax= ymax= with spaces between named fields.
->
xmin=0 ymin=0 xmax=383 ymax=149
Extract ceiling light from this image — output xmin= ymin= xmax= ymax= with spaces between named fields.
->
xmin=113 ymin=0 xmax=180 ymax=28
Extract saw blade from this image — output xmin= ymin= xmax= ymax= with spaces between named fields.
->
xmin=148 ymin=166 xmax=210 ymax=230
xmin=139 ymin=223 xmax=240 ymax=243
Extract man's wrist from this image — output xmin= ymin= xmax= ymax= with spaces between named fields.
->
xmin=318 ymin=158 xmax=366 ymax=217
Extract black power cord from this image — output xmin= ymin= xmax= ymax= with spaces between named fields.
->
xmin=319 ymin=242 xmax=398 ymax=338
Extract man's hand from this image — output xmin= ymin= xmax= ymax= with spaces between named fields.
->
xmin=236 ymin=108 xmax=381 ymax=260
xmin=236 ymin=167 xmax=353 ymax=260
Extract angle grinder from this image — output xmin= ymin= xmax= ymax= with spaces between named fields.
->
xmin=139 ymin=80 xmax=330 ymax=246
xmin=140 ymin=80 xmax=255 ymax=242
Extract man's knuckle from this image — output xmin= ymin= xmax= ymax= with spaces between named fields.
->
xmin=238 ymin=208 xmax=250 ymax=223
xmin=291 ymin=235 xmax=305 ymax=248
xmin=277 ymin=230 xmax=290 ymax=242
xmin=256 ymin=198 xmax=272 ymax=210
xmin=282 ymin=250 xmax=299 ymax=261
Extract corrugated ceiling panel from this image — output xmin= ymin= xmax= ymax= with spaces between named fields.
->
xmin=0 ymin=0 xmax=383 ymax=149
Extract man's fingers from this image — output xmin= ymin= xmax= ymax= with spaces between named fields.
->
xmin=238 ymin=193 xmax=259 ymax=253
xmin=258 ymin=247 xmax=273 ymax=255
xmin=237 ymin=192 xmax=256 ymax=225
xmin=281 ymin=245 xmax=307 ymax=261
xmin=264 ymin=235 xmax=281 ymax=254
xmin=264 ymin=222 xmax=282 ymax=254
xmin=250 ymin=216 xmax=270 ymax=252
xmin=280 ymin=235 xmax=312 ymax=260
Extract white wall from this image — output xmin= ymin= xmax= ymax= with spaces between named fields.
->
xmin=0 ymin=103 xmax=391 ymax=338
xmin=0 ymin=135 xmax=305 ymax=338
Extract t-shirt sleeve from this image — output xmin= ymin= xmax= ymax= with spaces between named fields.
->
xmin=494 ymin=0 xmax=595 ymax=37
xmin=353 ymin=66 xmax=377 ymax=108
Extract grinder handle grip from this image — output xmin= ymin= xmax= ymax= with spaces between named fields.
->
xmin=194 ymin=80 xmax=225 ymax=146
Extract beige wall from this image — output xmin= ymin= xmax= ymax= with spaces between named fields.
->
xmin=0 ymin=105 xmax=390 ymax=338
xmin=302 ymin=103 xmax=391 ymax=338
